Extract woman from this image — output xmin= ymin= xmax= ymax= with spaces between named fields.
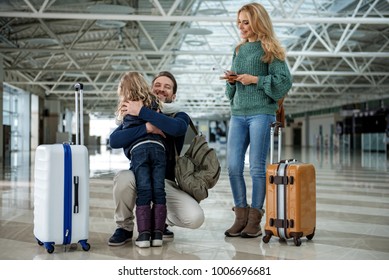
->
xmin=223 ymin=3 xmax=292 ymax=238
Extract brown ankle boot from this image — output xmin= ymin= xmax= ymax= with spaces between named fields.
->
xmin=224 ymin=207 xmax=249 ymax=237
xmin=241 ymin=208 xmax=264 ymax=238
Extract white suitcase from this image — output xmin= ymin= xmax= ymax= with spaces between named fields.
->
xmin=33 ymin=83 xmax=90 ymax=253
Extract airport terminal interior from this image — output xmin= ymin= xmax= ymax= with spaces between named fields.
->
xmin=1 ymin=0 xmax=389 ymax=260
xmin=1 ymin=142 xmax=389 ymax=260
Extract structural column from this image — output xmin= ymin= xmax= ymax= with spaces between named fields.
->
xmin=305 ymin=112 xmax=310 ymax=147
xmin=0 ymin=57 xmax=4 ymax=165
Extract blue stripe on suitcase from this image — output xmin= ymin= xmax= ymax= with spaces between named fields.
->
xmin=63 ymin=143 xmax=72 ymax=245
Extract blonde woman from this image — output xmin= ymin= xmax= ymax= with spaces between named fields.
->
xmin=222 ymin=3 xmax=292 ymax=238
xmin=116 ymin=72 xmax=166 ymax=248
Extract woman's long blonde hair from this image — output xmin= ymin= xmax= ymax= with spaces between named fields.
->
xmin=236 ymin=3 xmax=286 ymax=63
xmin=115 ymin=71 xmax=161 ymax=122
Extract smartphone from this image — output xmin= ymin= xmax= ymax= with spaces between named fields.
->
xmin=219 ymin=70 xmax=237 ymax=80
xmin=224 ymin=70 xmax=237 ymax=76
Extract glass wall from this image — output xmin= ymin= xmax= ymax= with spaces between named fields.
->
xmin=3 ymin=83 xmax=30 ymax=154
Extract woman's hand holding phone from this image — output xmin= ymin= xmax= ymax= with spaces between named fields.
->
xmin=220 ymin=70 xmax=238 ymax=83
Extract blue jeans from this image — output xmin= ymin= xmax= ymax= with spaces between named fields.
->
xmin=130 ymin=142 xmax=166 ymax=206
xmin=227 ymin=114 xmax=275 ymax=210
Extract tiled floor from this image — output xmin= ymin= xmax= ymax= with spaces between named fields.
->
xmin=1 ymin=144 xmax=389 ymax=260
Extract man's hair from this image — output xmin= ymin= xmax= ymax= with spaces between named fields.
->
xmin=152 ymin=71 xmax=178 ymax=95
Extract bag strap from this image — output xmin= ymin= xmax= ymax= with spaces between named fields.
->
xmin=173 ymin=115 xmax=197 ymax=158
xmin=188 ymin=118 xmax=198 ymax=135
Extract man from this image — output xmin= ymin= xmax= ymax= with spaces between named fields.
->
xmin=108 ymin=71 xmax=205 ymax=246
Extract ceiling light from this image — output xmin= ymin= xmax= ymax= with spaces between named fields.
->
xmin=25 ymin=38 xmax=59 ymax=45
xmin=301 ymin=60 xmax=314 ymax=65
xmin=185 ymin=40 xmax=207 ymax=46
xmin=63 ymin=72 xmax=85 ymax=78
xmin=345 ymin=40 xmax=358 ymax=47
xmin=96 ymin=20 xmax=126 ymax=29
xmin=105 ymin=55 xmax=133 ymax=60
xmin=197 ymin=9 xmax=227 ymax=15
xmin=175 ymin=59 xmax=193 ymax=64
xmin=111 ymin=64 xmax=131 ymax=70
xmin=88 ymin=4 xmax=133 ymax=29
xmin=329 ymin=29 xmax=377 ymax=39
xmin=87 ymin=4 xmax=135 ymax=14
xmin=170 ymin=64 xmax=187 ymax=68
xmin=178 ymin=28 xmax=213 ymax=35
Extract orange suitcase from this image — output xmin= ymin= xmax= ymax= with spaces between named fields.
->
xmin=262 ymin=122 xmax=316 ymax=246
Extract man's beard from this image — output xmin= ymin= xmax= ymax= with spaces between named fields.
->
xmin=154 ymin=90 xmax=172 ymax=103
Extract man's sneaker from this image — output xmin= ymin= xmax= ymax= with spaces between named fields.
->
xmin=108 ymin=228 xmax=133 ymax=246
xmin=163 ymin=225 xmax=174 ymax=241
xmin=151 ymin=231 xmax=163 ymax=247
xmin=135 ymin=232 xmax=151 ymax=248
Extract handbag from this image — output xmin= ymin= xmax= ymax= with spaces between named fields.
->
xmin=276 ymin=97 xmax=286 ymax=128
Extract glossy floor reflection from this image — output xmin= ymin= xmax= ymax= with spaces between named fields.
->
xmin=1 ymin=144 xmax=389 ymax=260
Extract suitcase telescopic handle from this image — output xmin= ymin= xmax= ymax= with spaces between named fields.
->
xmin=74 ymin=83 xmax=84 ymax=145
xmin=270 ymin=121 xmax=282 ymax=164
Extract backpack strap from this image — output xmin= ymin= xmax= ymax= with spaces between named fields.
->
xmin=171 ymin=113 xmax=198 ymax=135
xmin=188 ymin=118 xmax=198 ymax=136
xmin=172 ymin=114 xmax=197 ymax=158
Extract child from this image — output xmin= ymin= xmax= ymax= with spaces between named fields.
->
xmin=115 ymin=72 xmax=167 ymax=248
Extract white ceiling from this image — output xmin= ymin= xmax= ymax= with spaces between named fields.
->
xmin=1 ymin=0 xmax=389 ymax=119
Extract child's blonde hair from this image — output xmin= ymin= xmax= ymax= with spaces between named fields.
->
xmin=115 ymin=72 xmax=162 ymax=122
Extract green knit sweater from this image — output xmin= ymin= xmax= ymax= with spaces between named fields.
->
xmin=225 ymin=41 xmax=292 ymax=116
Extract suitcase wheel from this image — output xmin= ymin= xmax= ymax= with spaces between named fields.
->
xmin=293 ymin=237 xmax=302 ymax=247
xmin=37 ymin=239 xmax=55 ymax=253
xmin=79 ymin=240 xmax=91 ymax=251
xmin=262 ymin=234 xmax=271 ymax=243
xmin=262 ymin=230 xmax=274 ymax=244
xmin=81 ymin=242 xmax=91 ymax=252
xmin=262 ymin=230 xmax=273 ymax=244
xmin=306 ymin=228 xmax=315 ymax=240
xmin=36 ymin=238 xmax=43 ymax=246
xmin=44 ymin=244 xmax=55 ymax=254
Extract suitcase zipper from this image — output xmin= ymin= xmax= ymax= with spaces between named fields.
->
xmin=276 ymin=162 xmax=289 ymax=240
xmin=63 ymin=143 xmax=72 ymax=245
